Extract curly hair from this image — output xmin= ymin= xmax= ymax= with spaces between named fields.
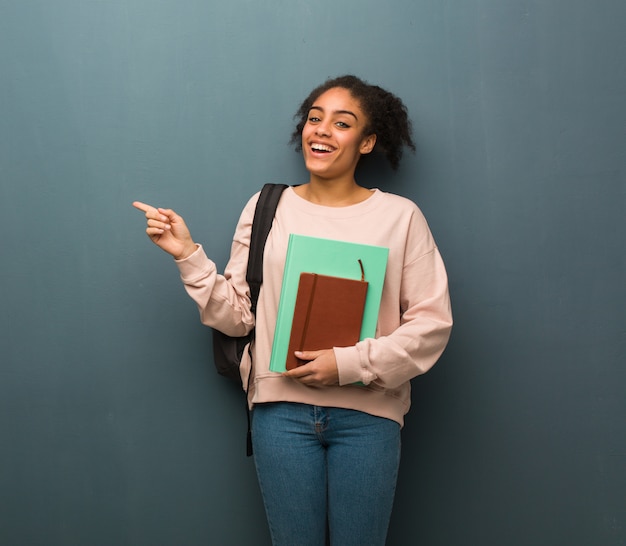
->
xmin=290 ymin=75 xmax=415 ymax=171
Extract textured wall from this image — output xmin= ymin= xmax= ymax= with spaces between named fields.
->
xmin=1 ymin=1 xmax=624 ymax=544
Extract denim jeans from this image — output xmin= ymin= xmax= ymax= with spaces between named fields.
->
xmin=252 ymin=402 xmax=401 ymax=546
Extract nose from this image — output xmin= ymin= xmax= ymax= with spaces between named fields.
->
xmin=315 ymin=120 xmax=331 ymax=137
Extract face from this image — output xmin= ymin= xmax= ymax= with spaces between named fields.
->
xmin=301 ymin=87 xmax=376 ymax=182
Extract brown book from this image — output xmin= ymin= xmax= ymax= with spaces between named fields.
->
xmin=285 ymin=269 xmax=369 ymax=370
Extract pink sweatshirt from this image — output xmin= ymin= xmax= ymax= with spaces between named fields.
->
xmin=176 ymin=187 xmax=452 ymax=426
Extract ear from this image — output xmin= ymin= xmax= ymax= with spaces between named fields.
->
xmin=360 ymin=134 xmax=377 ymax=155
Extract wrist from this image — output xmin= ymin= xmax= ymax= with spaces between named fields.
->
xmin=175 ymin=243 xmax=198 ymax=261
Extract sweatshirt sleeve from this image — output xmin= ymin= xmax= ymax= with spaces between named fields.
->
xmin=334 ymin=208 xmax=453 ymax=389
xmin=174 ymin=194 xmax=259 ymax=337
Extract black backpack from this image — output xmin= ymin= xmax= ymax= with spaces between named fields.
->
xmin=211 ymin=183 xmax=288 ymax=453
xmin=212 ymin=183 xmax=288 ymax=382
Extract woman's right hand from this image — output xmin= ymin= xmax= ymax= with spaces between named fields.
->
xmin=132 ymin=201 xmax=198 ymax=260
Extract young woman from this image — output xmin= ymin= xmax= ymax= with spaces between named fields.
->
xmin=133 ymin=75 xmax=452 ymax=546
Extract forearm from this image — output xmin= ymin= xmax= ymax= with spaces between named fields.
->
xmin=335 ymin=248 xmax=453 ymax=388
xmin=176 ymin=244 xmax=255 ymax=336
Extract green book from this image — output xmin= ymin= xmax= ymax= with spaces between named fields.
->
xmin=269 ymin=234 xmax=389 ymax=373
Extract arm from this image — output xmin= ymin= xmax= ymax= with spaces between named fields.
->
xmin=132 ymin=199 xmax=257 ymax=337
xmin=284 ymin=248 xmax=452 ymax=389
xmin=335 ymin=246 xmax=452 ymax=389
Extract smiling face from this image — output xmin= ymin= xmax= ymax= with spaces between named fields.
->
xmin=301 ymin=87 xmax=377 ymax=183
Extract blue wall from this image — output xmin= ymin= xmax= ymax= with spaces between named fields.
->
xmin=1 ymin=1 xmax=624 ymax=544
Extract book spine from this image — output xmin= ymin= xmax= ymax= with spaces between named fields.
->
xmin=298 ymin=274 xmax=318 ymax=351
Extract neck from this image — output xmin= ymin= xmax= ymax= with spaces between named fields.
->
xmin=297 ymin=176 xmax=373 ymax=207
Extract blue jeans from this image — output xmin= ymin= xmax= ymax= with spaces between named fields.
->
xmin=252 ymin=402 xmax=401 ymax=546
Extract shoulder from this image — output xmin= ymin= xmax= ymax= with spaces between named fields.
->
xmin=244 ymin=190 xmax=262 ymax=211
xmin=231 ymin=190 xmax=262 ymax=244
xmin=376 ymin=191 xmax=438 ymax=258
xmin=376 ymin=189 xmax=419 ymax=209
xmin=376 ymin=190 xmax=428 ymax=225
xmin=238 ymin=189 xmax=264 ymax=223
xmin=243 ymin=184 xmax=290 ymax=216
xmin=235 ymin=184 xmax=289 ymax=234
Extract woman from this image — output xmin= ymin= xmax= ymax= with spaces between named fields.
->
xmin=133 ymin=75 xmax=452 ymax=546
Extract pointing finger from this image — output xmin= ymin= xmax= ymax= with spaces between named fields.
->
xmin=133 ymin=201 xmax=170 ymax=223
xmin=132 ymin=201 xmax=153 ymax=213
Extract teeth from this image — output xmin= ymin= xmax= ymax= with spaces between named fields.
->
xmin=311 ymin=143 xmax=334 ymax=152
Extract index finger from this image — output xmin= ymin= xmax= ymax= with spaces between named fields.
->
xmin=132 ymin=201 xmax=155 ymax=214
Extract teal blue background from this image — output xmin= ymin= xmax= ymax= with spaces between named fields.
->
xmin=1 ymin=1 xmax=624 ymax=544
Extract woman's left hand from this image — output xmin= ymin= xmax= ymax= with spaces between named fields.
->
xmin=282 ymin=349 xmax=339 ymax=387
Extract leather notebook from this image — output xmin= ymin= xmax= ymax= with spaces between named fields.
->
xmin=285 ymin=267 xmax=368 ymax=371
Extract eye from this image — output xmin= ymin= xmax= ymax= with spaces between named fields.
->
xmin=308 ymin=115 xmax=321 ymax=123
xmin=335 ymin=121 xmax=350 ymax=129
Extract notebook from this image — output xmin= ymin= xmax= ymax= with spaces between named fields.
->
xmin=269 ymin=234 xmax=388 ymax=373
xmin=285 ymin=266 xmax=369 ymax=370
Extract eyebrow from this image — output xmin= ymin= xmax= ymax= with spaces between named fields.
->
xmin=309 ymin=105 xmax=359 ymax=121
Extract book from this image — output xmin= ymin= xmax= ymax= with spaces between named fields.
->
xmin=269 ymin=234 xmax=389 ymax=373
xmin=285 ymin=268 xmax=369 ymax=370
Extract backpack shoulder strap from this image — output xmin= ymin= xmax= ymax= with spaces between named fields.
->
xmin=247 ymin=183 xmax=289 ymax=314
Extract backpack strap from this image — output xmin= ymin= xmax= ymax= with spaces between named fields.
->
xmin=247 ymin=183 xmax=289 ymax=314
xmin=244 ymin=183 xmax=288 ymax=456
